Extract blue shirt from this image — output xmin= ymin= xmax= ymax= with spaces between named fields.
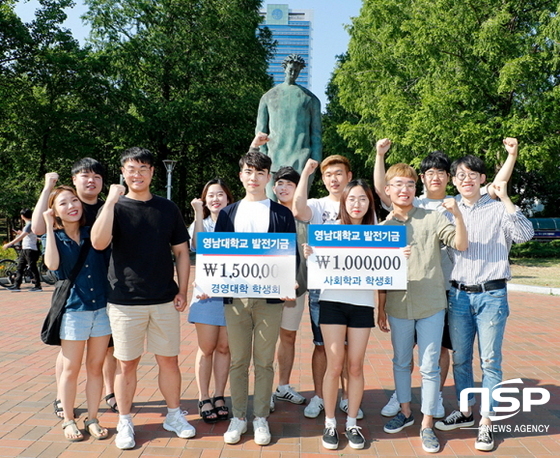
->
xmin=42 ymin=227 xmax=109 ymax=311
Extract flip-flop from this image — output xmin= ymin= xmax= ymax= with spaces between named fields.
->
xmin=104 ymin=393 xmax=119 ymax=413
xmin=62 ymin=419 xmax=84 ymax=442
xmin=84 ymin=417 xmax=109 ymax=440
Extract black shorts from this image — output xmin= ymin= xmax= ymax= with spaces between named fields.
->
xmin=319 ymin=300 xmax=375 ymax=328
xmin=441 ymin=311 xmax=452 ymax=350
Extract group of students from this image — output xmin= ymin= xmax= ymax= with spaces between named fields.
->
xmin=22 ymin=133 xmax=533 ymax=453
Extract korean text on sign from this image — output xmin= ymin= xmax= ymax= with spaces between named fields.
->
xmin=307 ymin=225 xmax=407 ymax=290
xmin=195 ymin=232 xmax=297 ymax=299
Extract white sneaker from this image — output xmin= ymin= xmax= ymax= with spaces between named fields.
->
xmin=434 ymin=392 xmax=445 ymax=419
xmin=274 ymin=385 xmax=306 ymax=405
xmin=115 ymin=419 xmax=135 ymax=450
xmin=253 ymin=417 xmax=271 ymax=445
xmin=381 ymin=391 xmax=401 ymax=417
xmin=338 ymin=398 xmax=364 ymax=420
xmin=303 ymin=395 xmax=324 ymax=418
xmin=163 ymin=411 xmax=196 ymax=438
xmin=224 ymin=417 xmax=247 ymax=444
xmin=270 ymin=395 xmax=275 ymax=412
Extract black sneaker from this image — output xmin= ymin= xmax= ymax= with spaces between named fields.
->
xmin=322 ymin=425 xmax=338 ymax=450
xmin=7 ymin=285 xmax=21 ymax=292
xmin=30 ymin=287 xmax=43 ymax=292
xmin=475 ymin=424 xmax=494 ymax=451
xmin=435 ymin=410 xmax=474 ymax=431
xmin=345 ymin=425 xmax=365 ymax=450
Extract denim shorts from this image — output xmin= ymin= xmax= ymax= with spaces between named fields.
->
xmin=308 ymin=289 xmax=324 ymax=345
xmin=60 ymin=308 xmax=112 ymax=341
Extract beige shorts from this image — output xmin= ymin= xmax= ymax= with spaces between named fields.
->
xmin=280 ymin=294 xmax=305 ymax=332
xmin=107 ymin=302 xmax=180 ymax=361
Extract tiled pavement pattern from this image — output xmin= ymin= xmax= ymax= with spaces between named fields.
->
xmin=1 ymin=270 xmax=559 ymax=457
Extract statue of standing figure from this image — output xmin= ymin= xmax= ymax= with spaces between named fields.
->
xmin=256 ymin=54 xmax=322 ymax=199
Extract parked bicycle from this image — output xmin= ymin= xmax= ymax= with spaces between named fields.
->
xmin=0 ymin=246 xmax=57 ymax=287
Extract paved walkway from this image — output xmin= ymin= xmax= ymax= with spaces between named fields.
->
xmin=1 ymin=270 xmax=559 ymax=457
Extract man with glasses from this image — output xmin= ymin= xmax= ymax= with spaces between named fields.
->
xmin=434 ymin=141 xmax=534 ymax=452
xmin=373 ymin=138 xmax=518 ymax=420
xmin=92 ymin=147 xmax=195 ymax=449
xmin=377 ymin=163 xmax=467 ymax=453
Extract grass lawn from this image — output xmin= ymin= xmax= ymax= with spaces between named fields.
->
xmin=510 ymin=257 xmax=560 ymax=289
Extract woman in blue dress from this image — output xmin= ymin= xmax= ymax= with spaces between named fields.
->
xmin=188 ymin=179 xmax=234 ymax=423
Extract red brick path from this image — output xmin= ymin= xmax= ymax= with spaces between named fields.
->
xmin=0 ymin=270 xmax=559 ymax=457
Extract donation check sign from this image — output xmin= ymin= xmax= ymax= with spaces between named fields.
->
xmin=307 ymin=225 xmax=407 ymax=290
xmin=195 ymin=233 xmax=296 ymax=298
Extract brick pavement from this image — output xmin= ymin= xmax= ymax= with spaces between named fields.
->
xmin=0 ymin=270 xmax=559 ymax=457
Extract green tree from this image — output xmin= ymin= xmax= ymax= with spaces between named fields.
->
xmin=0 ymin=0 xmax=106 ymax=219
xmin=84 ymin=0 xmax=274 ymax=214
xmin=333 ymin=0 xmax=560 ymax=212
xmin=318 ymin=53 xmax=371 ymax=198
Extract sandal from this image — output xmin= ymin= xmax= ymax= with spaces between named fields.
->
xmin=53 ymin=399 xmax=76 ymax=419
xmin=212 ymin=396 xmax=229 ymax=421
xmin=104 ymin=393 xmax=119 ymax=413
xmin=84 ymin=417 xmax=109 ymax=440
xmin=53 ymin=399 xmax=64 ymax=419
xmin=62 ymin=419 xmax=84 ymax=442
xmin=198 ymin=399 xmax=218 ymax=423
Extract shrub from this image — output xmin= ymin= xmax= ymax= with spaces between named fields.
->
xmin=510 ymin=240 xmax=560 ymax=258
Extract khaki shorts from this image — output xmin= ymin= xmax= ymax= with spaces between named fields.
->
xmin=107 ymin=302 xmax=180 ymax=361
xmin=280 ymin=294 xmax=305 ymax=332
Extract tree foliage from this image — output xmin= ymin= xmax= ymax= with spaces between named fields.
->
xmin=83 ymin=0 xmax=274 ymax=211
xmin=0 ymin=0 xmax=274 ymax=227
xmin=319 ymin=54 xmax=370 ymax=195
xmin=333 ymin=0 xmax=560 ymax=213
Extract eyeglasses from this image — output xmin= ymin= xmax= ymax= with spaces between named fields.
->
xmin=455 ymin=171 xmax=479 ymax=181
xmin=389 ymin=182 xmax=416 ymax=190
xmin=123 ymin=166 xmax=151 ymax=176
xmin=423 ymin=170 xmax=448 ymax=179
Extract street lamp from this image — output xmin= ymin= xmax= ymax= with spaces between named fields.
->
xmin=163 ymin=159 xmax=177 ymax=200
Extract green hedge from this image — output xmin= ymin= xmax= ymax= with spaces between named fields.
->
xmin=510 ymin=240 xmax=560 ymax=258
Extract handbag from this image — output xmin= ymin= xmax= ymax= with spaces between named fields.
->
xmin=40 ymin=238 xmax=91 ymax=345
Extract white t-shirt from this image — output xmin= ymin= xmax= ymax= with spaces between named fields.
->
xmin=316 ymin=221 xmax=376 ymax=308
xmin=307 ymin=197 xmax=340 ymax=224
xmin=319 ymin=289 xmax=376 ymax=308
xmin=234 ymin=199 xmax=271 ymax=233
xmin=188 ymin=216 xmax=216 ymax=252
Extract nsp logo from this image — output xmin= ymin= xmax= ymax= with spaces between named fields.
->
xmin=459 ymin=378 xmax=550 ymax=422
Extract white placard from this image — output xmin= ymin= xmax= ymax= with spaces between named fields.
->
xmin=195 ymin=232 xmax=297 ymax=299
xmin=307 ymin=246 xmax=407 ymax=290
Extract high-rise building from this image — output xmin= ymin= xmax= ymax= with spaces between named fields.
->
xmin=259 ymin=4 xmax=313 ymax=89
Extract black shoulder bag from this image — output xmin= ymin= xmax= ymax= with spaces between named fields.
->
xmin=40 ymin=238 xmax=92 ymax=345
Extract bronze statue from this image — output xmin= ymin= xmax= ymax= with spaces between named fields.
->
xmin=256 ymin=54 xmax=322 ymax=198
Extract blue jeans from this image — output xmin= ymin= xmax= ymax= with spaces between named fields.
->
xmin=388 ymin=309 xmax=444 ymax=416
xmin=448 ymin=286 xmax=509 ymax=418
xmin=308 ymin=289 xmax=323 ymax=345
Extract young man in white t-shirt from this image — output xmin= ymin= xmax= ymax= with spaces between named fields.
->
xmin=293 ymin=155 xmax=365 ymax=419
xmin=372 ymin=138 xmax=519 ymax=419
xmin=215 ymin=151 xmax=297 ymax=446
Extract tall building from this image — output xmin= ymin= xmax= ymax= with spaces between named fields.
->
xmin=259 ymin=4 xmax=313 ymax=89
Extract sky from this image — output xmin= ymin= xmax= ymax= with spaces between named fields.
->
xmin=14 ymin=0 xmax=363 ymax=110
